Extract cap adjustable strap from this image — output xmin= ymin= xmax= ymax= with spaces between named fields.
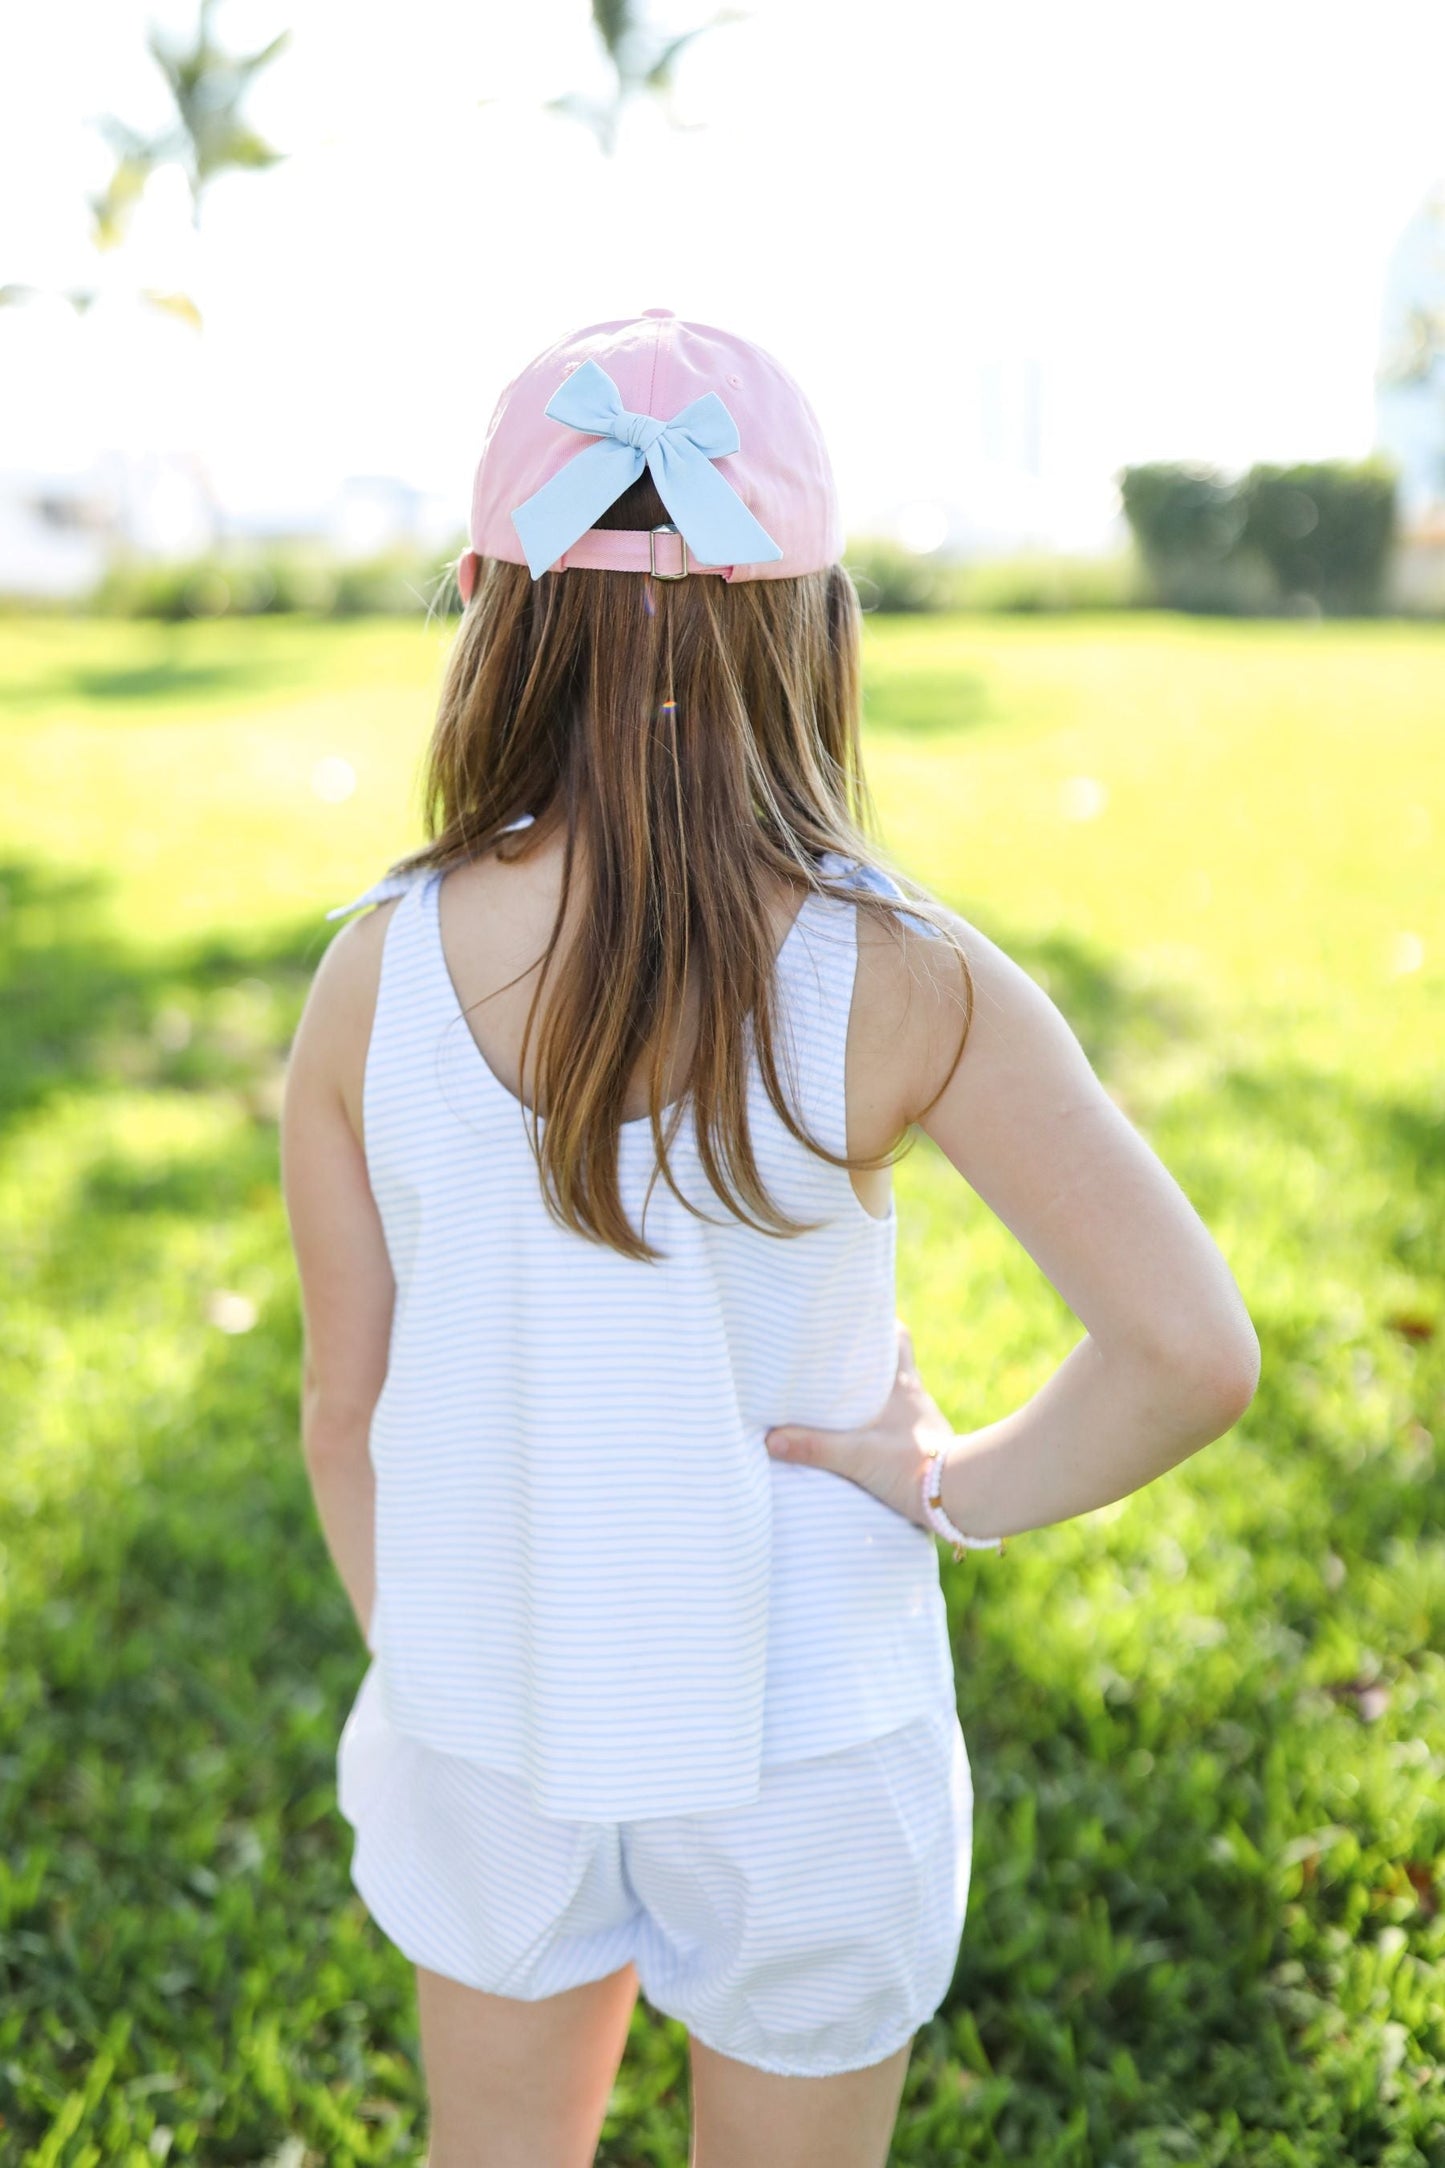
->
xmin=511 ymin=359 xmax=782 ymax=580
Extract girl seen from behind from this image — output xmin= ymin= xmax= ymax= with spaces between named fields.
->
xmin=281 ymin=307 xmax=1260 ymax=2168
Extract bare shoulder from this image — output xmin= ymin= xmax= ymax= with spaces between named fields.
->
xmin=301 ymin=897 xmax=400 ymax=1038
xmin=852 ymin=887 xmax=1093 ymax=1140
xmin=286 ymin=898 xmax=402 ymax=1133
xmin=850 ymin=894 xmax=974 ymax=1138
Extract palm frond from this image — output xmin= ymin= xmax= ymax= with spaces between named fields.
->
xmin=0 ymin=284 xmax=98 ymax=314
xmin=545 ymin=91 xmax=622 ymax=154
xmin=91 ymin=115 xmax=160 ymax=161
xmin=590 ymin=0 xmax=635 ymax=65
xmin=130 ymin=1 xmax=289 ymax=216
xmin=141 ymin=288 xmax=205 ymax=331
xmin=201 ymin=124 xmax=286 ymax=178
xmin=87 ymin=155 xmax=156 ymax=251
xmin=644 ymin=27 xmax=706 ymax=89
xmin=232 ymin=29 xmax=292 ymax=87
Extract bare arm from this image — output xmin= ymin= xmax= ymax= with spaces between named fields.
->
xmin=279 ymin=905 xmax=398 ymax=1648
xmin=766 ymin=907 xmax=1261 ymax=1537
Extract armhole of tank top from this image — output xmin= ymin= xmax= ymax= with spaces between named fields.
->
xmin=819 ymin=892 xmax=861 ymax=1177
xmin=839 ymin=892 xmax=868 ymax=1173
xmin=359 ymin=877 xmax=426 ymax=1164
xmin=836 ymin=864 xmax=950 ymax=1200
xmin=825 ymin=862 xmax=924 ymax=1204
xmin=785 ymin=884 xmax=863 ymax=1170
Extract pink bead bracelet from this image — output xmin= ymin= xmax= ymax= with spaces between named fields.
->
xmin=920 ymin=1446 xmax=1005 ymax=1559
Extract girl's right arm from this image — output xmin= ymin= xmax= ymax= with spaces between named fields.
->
xmin=765 ymin=907 xmax=1261 ymax=1538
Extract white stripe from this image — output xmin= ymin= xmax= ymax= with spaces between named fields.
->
xmin=347 ymin=851 xmax=955 ymax=1820
xmin=338 ymin=1663 xmax=972 ymax=2074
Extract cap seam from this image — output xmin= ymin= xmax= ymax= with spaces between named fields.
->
xmin=472 ymin=315 xmax=833 ymax=579
xmin=645 ymin=312 xmax=668 ymax=419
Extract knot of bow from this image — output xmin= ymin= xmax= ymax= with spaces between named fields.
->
xmin=510 ymin=358 xmax=782 ymax=579
xmin=612 ymin=409 xmax=666 ymax=455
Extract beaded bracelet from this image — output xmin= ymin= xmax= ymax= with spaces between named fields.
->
xmin=920 ymin=1445 xmax=1006 ymax=1559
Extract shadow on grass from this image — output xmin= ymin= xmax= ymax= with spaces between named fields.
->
xmin=861 ymin=664 xmax=1001 ymax=738
xmin=0 ymin=850 xmax=1190 ymax=1142
xmin=73 ymin=658 xmax=300 ymax=706
xmin=4 ymin=846 xmax=1444 ymax=2161
xmin=0 ymin=855 xmax=334 ymax=1140
xmin=0 ymin=641 xmax=318 ymax=717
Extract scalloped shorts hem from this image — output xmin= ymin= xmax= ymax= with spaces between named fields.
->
xmin=336 ymin=1665 xmax=973 ymax=2079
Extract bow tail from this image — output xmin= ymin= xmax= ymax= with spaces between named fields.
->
xmin=511 ymin=437 xmax=646 ymax=578
xmin=646 ymin=435 xmax=784 ymax=569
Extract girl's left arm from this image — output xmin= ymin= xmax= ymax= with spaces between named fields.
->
xmin=279 ymin=907 xmax=398 ymax=1652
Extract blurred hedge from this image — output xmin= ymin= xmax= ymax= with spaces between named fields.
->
xmin=8 ymin=480 xmax=1414 ymax=619
xmin=1120 ymin=459 xmax=1399 ymax=615
xmin=1242 ymin=463 xmax=1399 ymax=615
xmin=60 ymin=536 xmax=1146 ymax=621
xmin=87 ymin=541 xmax=466 ymax=621
xmin=843 ymin=538 xmax=1145 ymax=614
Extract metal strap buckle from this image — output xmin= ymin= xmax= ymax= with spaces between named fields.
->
xmin=648 ymin=523 xmax=689 ymax=580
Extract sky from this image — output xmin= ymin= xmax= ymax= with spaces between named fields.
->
xmin=2 ymin=0 xmax=1443 ymax=552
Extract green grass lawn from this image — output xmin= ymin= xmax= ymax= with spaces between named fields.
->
xmin=2 ymin=610 xmax=1442 ymax=2166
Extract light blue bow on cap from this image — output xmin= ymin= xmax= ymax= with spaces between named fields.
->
xmin=510 ymin=358 xmax=783 ymax=578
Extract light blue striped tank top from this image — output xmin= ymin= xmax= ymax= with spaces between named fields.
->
xmin=328 ymin=833 xmax=956 ymax=1821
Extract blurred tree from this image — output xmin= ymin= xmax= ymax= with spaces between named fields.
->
xmin=1241 ymin=461 xmax=1398 ymax=616
xmin=1120 ymin=460 xmax=1399 ymax=616
xmin=1374 ymin=187 xmax=1445 ymax=532
xmin=1118 ymin=463 xmax=1260 ymax=614
xmin=1379 ymin=304 xmax=1445 ymax=389
xmin=549 ymin=0 xmax=741 ymax=154
xmin=2 ymin=0 xmax=288 ymax=331
xmin=0 ymin=281 xmax=101 ymax=314
xmin=87 ymin=0 xmax=290 ymax=322
xmin=0 ymin=0 xmax=291 ymax=563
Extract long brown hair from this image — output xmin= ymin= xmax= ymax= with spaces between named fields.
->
xmin=389 ymin=473 xmax=972 ymax=1261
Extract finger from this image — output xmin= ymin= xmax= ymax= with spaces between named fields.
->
xmin=894 ymin=1317 xmax=917 ymax=1378
xmin=765 ymin=1425 xmax=847 ymax=1469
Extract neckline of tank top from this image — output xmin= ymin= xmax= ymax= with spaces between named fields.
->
xmin=424 ymin=862 xmax=825 ymax=1138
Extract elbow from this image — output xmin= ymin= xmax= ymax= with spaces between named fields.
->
xmin=1204 ymin=1329 xmax=1262 ymax=1428
xmin=1145 ymin=1316 xmax=1262 ymax=1433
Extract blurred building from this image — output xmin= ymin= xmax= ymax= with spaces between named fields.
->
xmin=859 ymin=354 xmax=1125 ymax=562
xmin=223 ymin=474 xmax=461 ymax=559
xmin=0 ymin=454 xmax=459 ymax=599
xmin=0 ymin=465 xmax=118 ymax=599
xmin=1375 ymin=182 xmax=1445 ymax=607
xmin=1377 ymin=183 xmax=1445 ymax=519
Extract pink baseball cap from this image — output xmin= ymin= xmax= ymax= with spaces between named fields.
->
xmin=461 ymin=307 xmax=843 ymax=588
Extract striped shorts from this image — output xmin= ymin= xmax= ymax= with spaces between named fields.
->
xmin=336 ymin=1662 xmax=973 ymax=2078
